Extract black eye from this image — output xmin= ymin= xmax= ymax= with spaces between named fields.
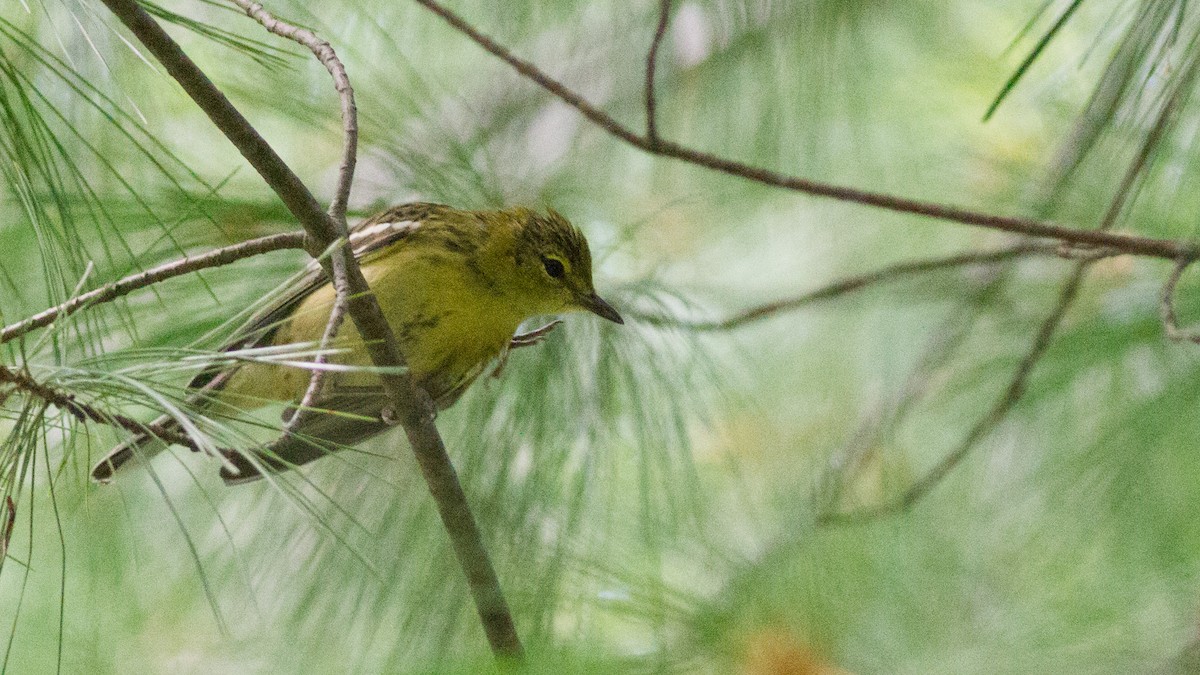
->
xmin=542 ymin=256 xmax=565 ymax=279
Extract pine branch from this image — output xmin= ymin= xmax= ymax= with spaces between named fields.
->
xmin=96 ymin=0 xmax=522 ymax=658
xmin=823 ymin=55 xmax=1198 ymax=523
xmin=821 ymin=265 xmax=1088 ymax=525
xmin=409 ymin=0 xmax=1200 ymax=525
xmin=0 ymin=364 xmax=203 ymax=452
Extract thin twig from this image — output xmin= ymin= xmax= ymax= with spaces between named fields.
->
xmin=818 ymin=304 xmax=984 ymax=515
xmin=229 ymin=0 xmax=357 ymax=226
xmin=645 ymin=0 xmax=672 ymax=143
xmin=413 ymin=0 xmax=1200 ymax=263
xmin=884 ymin=51 xmax=1198 ymax=515
xmin=0 ymin=232 xmax=306 ymax=345
xmin=299 ymin=261 xmax=352 ymax=414
xmin=1161 ymin=259 xmax=1200 ymax=343
xmin=641 ymin=242 xmax=1085 ymax=331
xmin=99 ymin=0 xmax=522 ymax=657
xmin=230 ymin=0 xmax=358 ymax=436
xmin=284 ymin=263 xmax=349 ymax=432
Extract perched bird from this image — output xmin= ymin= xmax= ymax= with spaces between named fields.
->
xmin=91 ymin=202 xmax=623 ymax=484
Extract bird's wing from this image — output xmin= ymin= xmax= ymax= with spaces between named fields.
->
xmin=95 ymin=204 xmax=458 ymax=482
xmin=188 ymin=204 xmax=449 ymax=390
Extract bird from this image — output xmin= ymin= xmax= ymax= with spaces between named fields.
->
xmin=90 ymin=202 xmax=624 ymax=484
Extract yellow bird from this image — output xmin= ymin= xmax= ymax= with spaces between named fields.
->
xmin=91 ymin=202 xmax=623 ymax=484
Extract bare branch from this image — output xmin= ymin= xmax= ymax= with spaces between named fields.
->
xmin=817 ymin=304 xmax=982 ymax=515
xmin=819 ymin=65 xmax=1190 ymax=523
xmin=641 ymin=242 xmax=1085 ymax=331
xmin=0 ymin=231 xmax=306 ymax=345
xmin=224 ymin=2 xmax=359 ymax=453
xmin=913 ymin=264 xmax=1084 ymax=492
xmin=413 ymin=0 xmax=1199 ymax=262
xmin=98 ymin=0 xmax=521 ymax=657
xmin=285 ymin=258 xmax=350 ymax=433
xmin=645 ymin=0 xmax=672 ymax=143
xmin=293 ymin=256 xmax=353 ymax=428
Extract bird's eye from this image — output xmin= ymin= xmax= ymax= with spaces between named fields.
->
xmin=542 ymin=256 xmax=565 ymax=279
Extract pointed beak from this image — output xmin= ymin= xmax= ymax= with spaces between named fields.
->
xmin=579 ymin=293 xmax=624 ymax=324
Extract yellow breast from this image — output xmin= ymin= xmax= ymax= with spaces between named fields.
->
xmin=364 ymin=245 xmax=525 ymax=390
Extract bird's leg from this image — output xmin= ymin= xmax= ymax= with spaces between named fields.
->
xmin=509 ymin=320 xmax=562 ymax=348
xmin=494 ymin=320 xmax=563 ymax=379
xmin=493 ymin=321 xmax=561 ymax=379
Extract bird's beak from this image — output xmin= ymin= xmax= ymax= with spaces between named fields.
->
xmin=579 ymin=293 xmax=624 ymax=324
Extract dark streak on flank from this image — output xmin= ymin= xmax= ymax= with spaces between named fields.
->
xmin=396 ymin=310 xmax=448 ymax=345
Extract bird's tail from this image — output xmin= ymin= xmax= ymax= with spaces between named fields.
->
xmin=90 ymin=415 xmax=172 ymax=482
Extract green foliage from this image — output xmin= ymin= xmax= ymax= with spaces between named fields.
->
xmin=5 ymin=0 xmax=1200 ymax=672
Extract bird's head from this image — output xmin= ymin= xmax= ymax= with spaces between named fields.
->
xmin=501 ymin=208 xmax=623 ymax=324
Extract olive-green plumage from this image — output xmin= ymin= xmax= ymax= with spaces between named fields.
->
xmin=91 ymin=203 xmax=622 ymax=484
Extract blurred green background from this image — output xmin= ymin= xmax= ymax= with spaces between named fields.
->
xmin=4 ymin=0 xmax=1200 ymax=672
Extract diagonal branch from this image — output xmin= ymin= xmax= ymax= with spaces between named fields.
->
xmin=820 ymin=266 xmax=1088 ymax=525
xmin=413 ymin=0 xmax=1199 ymax=263
xmin=97 ymin=0 xmax=522 ymax=657
xmin=0 ymin=231 xmax=306 ymax=345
